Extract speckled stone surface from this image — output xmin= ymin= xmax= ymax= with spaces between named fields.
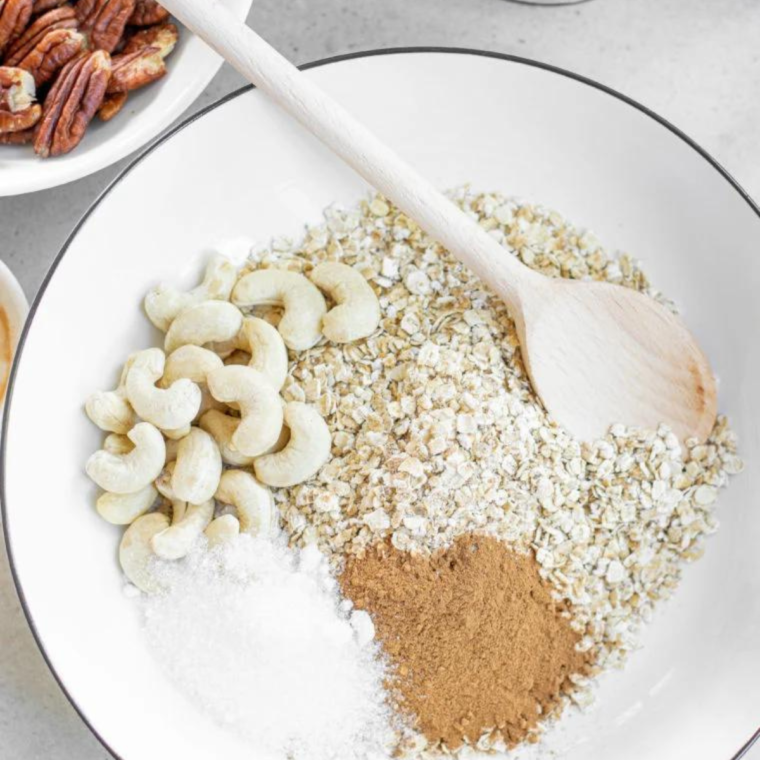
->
xmin=1 ymin=0 xmax=759 ymax=757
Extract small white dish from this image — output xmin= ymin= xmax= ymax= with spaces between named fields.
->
xmin=2 ymin=50 xmax=759 ymax=760
xmin=0 ymin=0 xmax=253 ymax=197
xmin=0 ymin=260 xmax=28 ymax=412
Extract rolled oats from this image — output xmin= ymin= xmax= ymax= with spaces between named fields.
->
xmin=244 ymin=188 xmax=741 ymax=681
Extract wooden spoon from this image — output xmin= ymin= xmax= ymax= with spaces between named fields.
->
xmin=158 ymin=0 xmax=717 ymax=444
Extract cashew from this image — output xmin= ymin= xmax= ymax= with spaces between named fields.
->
xmin=85 ymin=355 xmax=137 ymax=434
xmin=170 ymin=499 xmax=187 ymax=525
xmin=205 ymin=514 xmax=240 ymax=547
xmin=163 ymin=424 xmax=192 ymax=440
xmin=162 ymin=345 xmax=224 ymax=385
xmin=156 ymin=461 xmax=177 ymax=496
xmin=198 ymin=409 xmax=253 ymax=466
xmin=215 ymin=470 xmax=277 ymax=536
xmin=199 ymin=408 xmax=289 ymax=466
xmin=155 ymin=464 xmax=185 ymax=524
xmin=151 ymin=499 xmax=215 ymax=560
xmin=125 ymin=348 xmax=201 ymax=431
xmin=96 ymin=483 xmax=158 ymax=525
xmin=164 ymin=301 xmax=243 ymax=355
xmin=154 ymin=498 xmax=176 ymax=523
xmin=206 ymin=366 xmax=283 ymax=456
xmin=208 ymin=336 xmax=244 ymax=359
xmin=309 ymin=262 xmax=381 ymax=343
xmin=224 ymin=349 xmax=252 ymax=366
xmin=103 ymin=433 xmax=133 ymax=455
xmin=201 ymin=392 xmax=226 ymax=418
xmin=156 ymin=460 xmax=174 ymax=494
xmin=119 ymin=512 xmax=170 ymax=593
xmin=240 ymin=317 xmax=288 ymax=389
xmin=254 ymin=402 xmax=331 ymax=487
xmin=162 ymin=345 xmax=226 ymax=419
xmin=165 ymin=439 xmax=180 ymax=464
xmin=171 ymin=427 xmax=222 ymax=504
xmin=86 ymin=423 xmax=166 ymax=494
xmin=264 ymin=419 xmax=291 ymax=455
xmin=232 ymin=270 xmax=327 ymax=351
xmin=144 ymin=254 xmax=238 ymax=332
xmin=208 ymin=317 xmax=287 ymax=387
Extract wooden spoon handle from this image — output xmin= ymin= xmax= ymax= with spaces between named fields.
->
xmin=159 ymin=0 xmax=541 ymax=312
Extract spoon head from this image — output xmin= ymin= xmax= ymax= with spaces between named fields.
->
xmin=518 ymin=280 xmax=718 ymax=444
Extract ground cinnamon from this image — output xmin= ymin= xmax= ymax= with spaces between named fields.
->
xmin=340 ymin=534 xmax=592 ymax=751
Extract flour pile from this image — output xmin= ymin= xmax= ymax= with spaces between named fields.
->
xmin=141 ymin=535 xmax=395 ymax=760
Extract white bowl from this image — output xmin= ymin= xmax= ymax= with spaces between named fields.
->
xmin=3 ymin=49 xmax=759 ymax=760
xmin=0 ymin=260 xmax=28 ymax=412
xmin=0 ymin=0 xmax=252 ymax=197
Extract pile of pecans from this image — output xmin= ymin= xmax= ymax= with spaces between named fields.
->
xmin=0 ymin=0 xmax=176 ymax=155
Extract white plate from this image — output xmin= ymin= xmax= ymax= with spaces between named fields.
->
xmin=3 ymin=50 xmax=759 ymax=760
xmin=0 ymin=0 xmax=252 ymax=197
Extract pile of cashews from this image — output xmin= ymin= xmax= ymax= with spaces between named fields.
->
xmin=84 ymin=253 xmax=381 ymax=593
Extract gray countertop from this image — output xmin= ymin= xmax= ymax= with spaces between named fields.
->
xmin=1 ymin=0 xmax=758 ymax=757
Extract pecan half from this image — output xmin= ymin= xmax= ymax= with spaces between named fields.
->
xmin=4 ymin=4 xmax=77 ymax=65
xmin=0 ymin=0 xmax=33 ymax=54
xmin=127 ymin=0 xmax=165 ymax=26
xmin=0 ymin=124 xmax=33 ymax=142
xmin=0 ymin=64 xmax=33 ymax=108
xmin=0 ymin=65 xmax=41 ymax=132
xmin=0 ymin=101 xmax=39 ymax=130
xmin=97 ymin=87 xmax=123 ymax=119
xmin=76 ymin=0 xmax=134 ymax=53
xmin=121 ymin=19 xmax=175 ymax=56
xmin=33 ymin=49 xmax=110 ymax=156
xmin=13 ymin=28 xmax=86 ymax=86
xmin=107 ymin=43 xmax=161 ymax=92
xmin=32 ymin=0 xmax=66 ymax=14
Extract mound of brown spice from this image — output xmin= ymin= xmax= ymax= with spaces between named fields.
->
xmin=340 ymin=535 xmax=592 ymax=751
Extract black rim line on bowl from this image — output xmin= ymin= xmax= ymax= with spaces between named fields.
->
xmin=1 ymin=46 xmax=758 ymax=760
xmin=503 ymin=0 xmax=597 ymax=6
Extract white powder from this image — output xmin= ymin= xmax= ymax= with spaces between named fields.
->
xmin=141 ymin=535 xmax=395 ymax=760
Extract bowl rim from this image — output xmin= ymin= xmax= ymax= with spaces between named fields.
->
xmin=2 ymin=46 xmax=758 ymax=760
